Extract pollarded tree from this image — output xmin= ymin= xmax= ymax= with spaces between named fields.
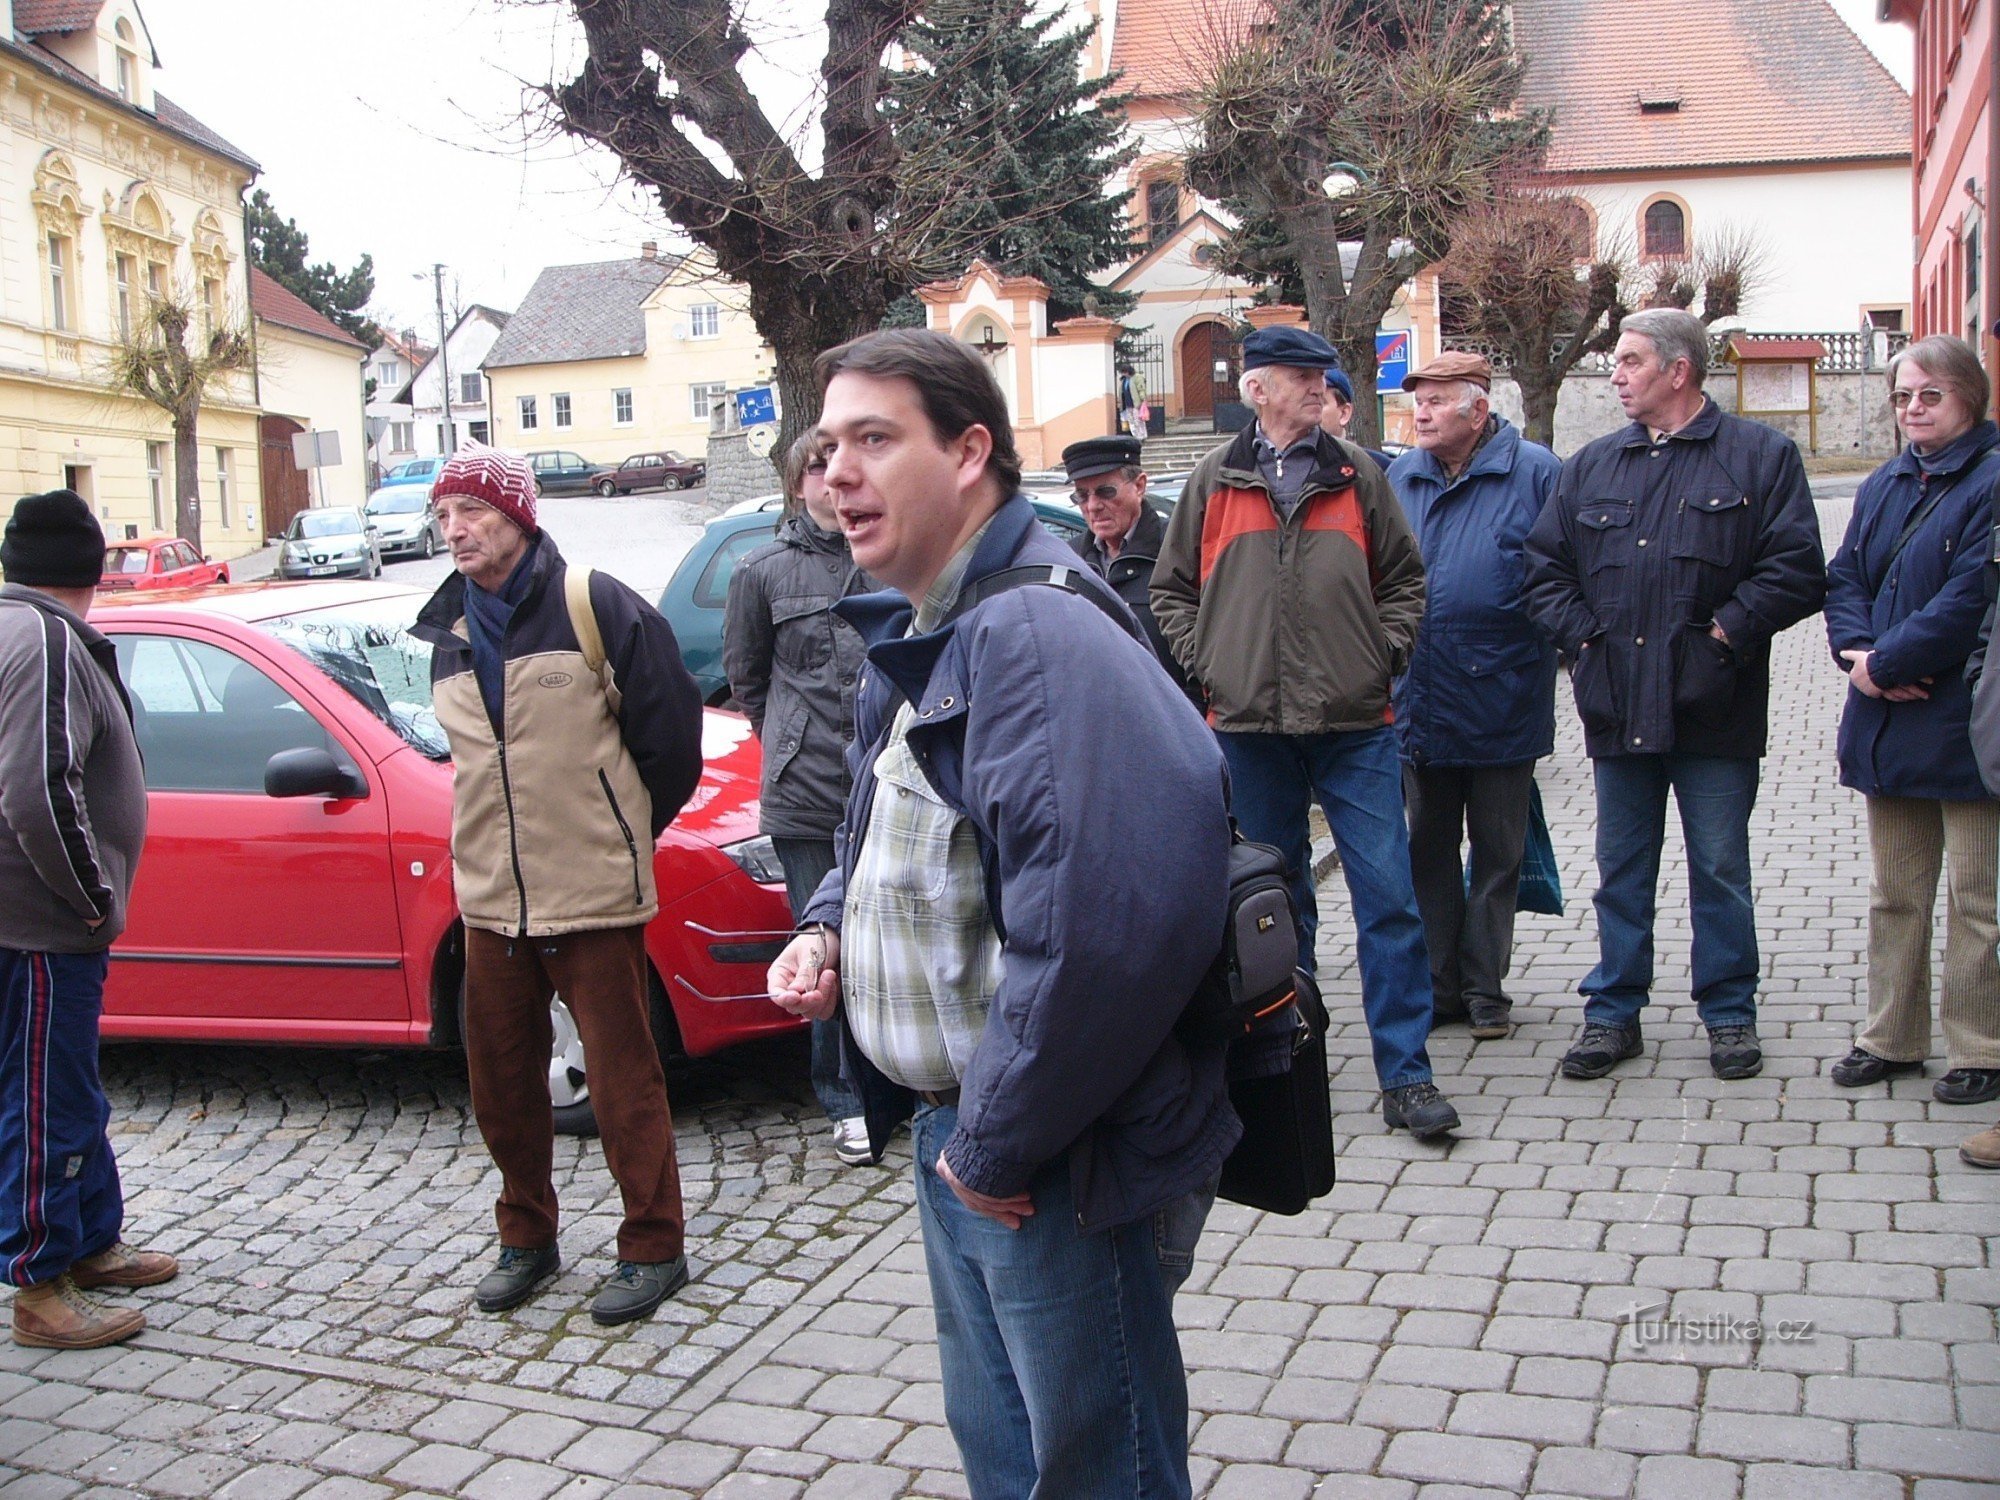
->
xmin=1185 ymin=0 xmax=1546 ymax=446
xmin=105 ymin=288 xmax=253 ymax=554
xmin=885 ymin=0 xmax=1136 ymax=326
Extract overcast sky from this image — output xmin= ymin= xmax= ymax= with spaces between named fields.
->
xmin=137 ymin=0 xmax=1915 ymax=338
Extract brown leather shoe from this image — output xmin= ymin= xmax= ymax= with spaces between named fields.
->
xmin=70 ymin=1241 xmax=179 ymax=1290
xmin=12 ymin=1274 xmax=145 ymax=1349
xmin=1961 ymin=1122 xmax=2000 ymax=1170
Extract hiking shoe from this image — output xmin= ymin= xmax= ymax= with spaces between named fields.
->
xmin=70 ymin=1241 xmax=179 ymax=1290
xmin=1708 ymin=1025 xmax=1763 ymax=1080
xmin=1961 ymin=1122 xmax=2000 ymax=1169
xmin=1561 ymin=1021 xmax=1643 ymax=1080
xmin=12 ymin=1274 xmax=144 ymax=1350
xmin=1934 ymin=1068 xmax=2000 ymax=1106
xmin=473 ymin=1244 xmax=559 ymax=1313
xmin=1382 ymin=1082 xmax=1460 ymax=1140
xmin=1467 ymin=999 xmax=1512 ymax=1040
xmin=590 ymin=1256 xmax=690 ymax=1326
xmin=831 ymin=1116 xmax=876 ymax=1167
xmin=1830 ymin=1047 xmax=1922 ymax=1088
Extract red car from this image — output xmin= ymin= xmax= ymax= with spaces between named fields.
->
xmin=98 ymin=536 xmax=230 ymax=592
xmin=93 ymin=580 xmax=801 ymax=1134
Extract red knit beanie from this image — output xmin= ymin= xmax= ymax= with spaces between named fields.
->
xmin=431 ymin=443 xmax=538 ymax=534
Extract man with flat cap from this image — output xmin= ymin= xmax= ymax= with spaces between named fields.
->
xmin=1060 ymin=435 xmax=1199 ymax=706
xmin=1320 ymin=367 xmax=1393 ymax=472
xmin=1388 ymin=352 xmax=1560 ymax=1043
xmin=0 ymin=490 xmax=177 ymax=1349
xmin=1154 ymin=324 xmax=1459 ymax=1140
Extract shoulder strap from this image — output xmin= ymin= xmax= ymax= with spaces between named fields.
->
xmin=1884 ymin=471 xmax=1965 ymax=576
xmin=564 ymin=565 xmax=605 ymax=674
xmin=943 ymin=562 xmax=1146 ymax=644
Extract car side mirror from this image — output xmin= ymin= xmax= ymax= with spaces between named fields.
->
xmin=202 ymin=553 xmax=214 ymax=563
xmin=264 ymin=747 xmax=367 ymax=800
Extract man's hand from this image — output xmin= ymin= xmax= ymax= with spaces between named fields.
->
xmin=1708 ymin=622 xmax=1730 ymax=646
xmin=768 ymin=928 xmax=840 ymax=1021
xmin=84 ymin=917 xmax=104 ymax=932
xmin=1841 ymin=648 xmax=1932 ymax=703
xmin=937 ymin=1154 xmax=1035 ymax=1230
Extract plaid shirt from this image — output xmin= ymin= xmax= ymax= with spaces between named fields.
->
xmin=841 ymin=525 xmax=1003 ymax=1090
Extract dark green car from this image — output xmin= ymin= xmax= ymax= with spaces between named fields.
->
xmin=659 ymin=497 xmax=1090 ymax=705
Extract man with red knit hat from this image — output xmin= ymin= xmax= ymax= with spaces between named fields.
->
xmin=413 ymin=444 xmax=706 ymax=1325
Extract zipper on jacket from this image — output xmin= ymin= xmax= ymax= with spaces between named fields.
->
xmin=497 ymin=735 xmax=530 ymax=937
xmin=599 ymin=769 xmax=644 ymax=907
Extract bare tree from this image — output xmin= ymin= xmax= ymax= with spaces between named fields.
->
xmin=105 ymin=289 xmax=253 ymax=554
xmin=1183 ymin=0 xmax=1545 ymax=446
xmin=544 ymin=0 xmax=1132 ymax=454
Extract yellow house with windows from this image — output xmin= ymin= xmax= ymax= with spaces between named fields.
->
xmin=0 ymin=0 xmax=263 ymax=556
xmin=481 ymin=244 xmax=771 ymax=467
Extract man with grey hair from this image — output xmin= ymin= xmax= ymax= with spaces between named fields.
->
xmin=1525 ymin=308 xmax=1825 ymax=1082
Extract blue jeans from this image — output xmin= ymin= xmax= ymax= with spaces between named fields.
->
xmin=1584 ymin=754 xmax=1761 ymax=1031
xmin=1 ymin=949 xmax=123 ymax=1287
xmin=1218 ymin=727 xmax=1435 ymax=1089
xmin=771 ymin=836 xmax=864 ymax=1121
xmin=913 ymin=1104 xmax=1212 ymax=1500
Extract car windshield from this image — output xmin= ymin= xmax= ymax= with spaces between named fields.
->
xmin=104 ymin=547 xmax=151 ymax=575
xmin=253 ymin=595 xmax=448 ymax=760
xmin=292 ymin=511 xmax=363 ymax=539
xmin=366 ymin=490 xmax=425 ymax=516
xmin=387 ymin=460 xmax=434 ymax=479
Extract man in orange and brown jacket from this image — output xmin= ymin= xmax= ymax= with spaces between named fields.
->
xmin=1152 ymin=325 xmax=1458 ymax=1140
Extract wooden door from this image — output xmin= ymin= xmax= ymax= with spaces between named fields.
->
xmin=260 ymin=415 xmax=313 ymax=538
xmin=1180 ymin=323 xmax=1217 ymax=418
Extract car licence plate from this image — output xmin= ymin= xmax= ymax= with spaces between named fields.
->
xmin=308 ymin=565 xmax=337 ymax=576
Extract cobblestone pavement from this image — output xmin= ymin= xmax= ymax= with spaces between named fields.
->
xmin=5 ymin=496 xmax=1998 ymax=1498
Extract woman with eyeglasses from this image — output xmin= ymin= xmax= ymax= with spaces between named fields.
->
xmin=1825 ymin=334 xmax=2000 ymax=1113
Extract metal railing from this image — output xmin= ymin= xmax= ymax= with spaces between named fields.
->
xmin=1443 ymin=328 xmax=1913 ymax=376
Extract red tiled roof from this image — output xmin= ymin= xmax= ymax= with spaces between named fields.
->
xmin=1106 ymin=0 xmax=1264 ymax=101
xmin=250 ymin=267 xmax=367 ymax=352
xmin=1726 ymin=336 xmax=1829 ymax=361
xmin=13 ymin=1 xmax=105 ymax=34
xmin=1511 ymin=0 xmax=1910 ymax=173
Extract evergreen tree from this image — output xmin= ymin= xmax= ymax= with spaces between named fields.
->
xmin=886 ymin=0 xmax=1137 ymax=326
xmin=246 ymin=189 xmax=381 ymax=347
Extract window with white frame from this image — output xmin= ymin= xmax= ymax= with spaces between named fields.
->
xmin=468 ymin=420 xmax=490 ymax=445
xmin=47 ymin=233 xmax=73 ymax=332
xmin=202 ymin=276 xmax=223 ymax=336
xmin=689 ymin=303 xmax=721 ymax=338
xmin=690 ymin=381 xmax=728 ymax=420
xmin=459 ymin=372 xmax=482 ymax=405
xmin=553 ymin=393 xmax=572 ymax=428
xmin=518 ymin=396 xmax=538 ymax=431
xmin=115 ymin=254 xmax=135 ymax=339
xmin=614 ymin=388 xmax=634 ymax=425
xmin=145 ymin=261 xmax=165 ymax=301
xmin=146 ymin=442 xmax=166 ymax=533
xmin=115 ymin=19 xmax=138 ymax=101
xmin=215 ymin=448 xmax=231 ymax=530
xmin=388 ymin=420 xmax=414 ymax=452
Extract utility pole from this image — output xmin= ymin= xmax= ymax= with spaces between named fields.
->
xmin=432 ymin=263 xmax=457 ymax=455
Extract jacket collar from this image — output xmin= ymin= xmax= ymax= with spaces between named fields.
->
xmin=1404 ymin=416 xmax=1520 ymax=490
xmin=415 ymin=530 xmax=562 ymax=641
xmin=1073 ymin=502 xmax=1168 ymax=568
xmin=1888 ymin=419 xmax=2000 ymax=480
xmin=1219 ymin=423 xmax=1360 ymax=499
xmin=1617 ymin=395 xmax=1722 ymax=450
xmin=780 ymin=511 xmax=847 ymax=554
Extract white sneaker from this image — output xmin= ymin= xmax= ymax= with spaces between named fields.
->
xmin=831 ymin=1116 xmax=875 ymax=1166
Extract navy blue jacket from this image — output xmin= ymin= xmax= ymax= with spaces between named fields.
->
xmin=1826 ymin=421 xmax=2000 ymax=801
xmin=1524 ymin=399 xmax=1826 ymax=759
xmin=1388 ymin=417 xmax=1561 ymax=767
xmin=803 ymin=495 xmax=1238 ymax=1232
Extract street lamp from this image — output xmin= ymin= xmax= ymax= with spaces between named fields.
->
xmin=414 ymin=266 xmax=457 ymax=455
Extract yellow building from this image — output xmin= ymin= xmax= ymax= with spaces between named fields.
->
xmin=0 ymin=1 xmax=264 ymax=558
xmin=482 ymin=244 xmax=771 ymax=465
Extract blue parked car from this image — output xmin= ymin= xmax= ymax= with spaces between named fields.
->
xmin=380 ymin=456 xmax=446 ymax=489
xmin=660 ymin=496 xmax=1090 ymax=705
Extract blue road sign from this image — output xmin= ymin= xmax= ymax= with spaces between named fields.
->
xmin=1376 ymin=331 xmax=1410 ymax=392
xmin=735 ymin=386 xmax=776 ymax=428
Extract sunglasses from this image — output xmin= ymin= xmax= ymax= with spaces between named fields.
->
xmin=1073 ymin=482 xmax=1128 ymax=505
xmin=1890 ymin=387 xmax=1948 ymax=411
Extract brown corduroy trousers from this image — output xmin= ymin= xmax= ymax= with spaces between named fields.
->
xmin=1860 ymin=796 xmax=2000 ymax=1070
xmin=463 ymin=925 xmax=686 ymax=1262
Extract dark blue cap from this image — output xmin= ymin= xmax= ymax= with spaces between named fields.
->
xmin=1061 ymin=434 xmax=1143 ymax=482
xmin=1242 ymin=326 xmax=1340 ymax=372
xmin=1323 ymin=367 xmax=1355 ymax=401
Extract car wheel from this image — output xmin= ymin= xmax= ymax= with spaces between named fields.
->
xmin=661 ymin=475 xmax=682 ymax=492
xmin=421 ymin=530 xmax=436 ymax=559
xmin=596 ymin=478 xmax=618 ymax=498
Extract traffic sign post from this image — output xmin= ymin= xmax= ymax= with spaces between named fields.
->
xmin=734 ymin=386 xmax=776 ymax=429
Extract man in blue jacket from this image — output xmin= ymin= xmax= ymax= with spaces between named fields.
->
xmin=1390 ymin=353 xmax=1560 ymax=1042
xmin=1525 ymin=309 xmax=1826 ymax=1083
xmin=767 ymin=330 xmax=1234 ymax=1500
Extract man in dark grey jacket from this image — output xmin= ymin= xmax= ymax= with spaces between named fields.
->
xmin=0 ymin=490 xmax=176 ymax=1350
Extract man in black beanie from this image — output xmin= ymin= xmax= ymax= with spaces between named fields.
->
xmin=0 ymin=490 xmax=173 ymax=1349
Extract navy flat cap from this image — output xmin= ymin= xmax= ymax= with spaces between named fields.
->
xmin=1061 ymin=434 xmax=1143 ymax=482
xmin=1324 ymin=367 xmax=1355 ymax=402
xmin=1243 ymin=326 xmax=1340 ymax=371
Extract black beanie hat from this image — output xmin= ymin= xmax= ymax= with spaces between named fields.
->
xmin=2 ymin=489 xmax=106 ymax=588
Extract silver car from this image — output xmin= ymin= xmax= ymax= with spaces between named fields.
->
xmin=363 ymin=487 xmax=443 ymax=560
xmin=276 ymin=507 xmax=383 ymax=580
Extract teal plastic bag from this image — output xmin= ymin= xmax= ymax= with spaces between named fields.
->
xmin=1516 ymin=778 xmax=1563 ymax=915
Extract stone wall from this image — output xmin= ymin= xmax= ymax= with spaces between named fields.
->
xmin=1486 ymin=368 xmax=1900 ymax=460
xmin=701 ymin=428 xmax=783 ymax=513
